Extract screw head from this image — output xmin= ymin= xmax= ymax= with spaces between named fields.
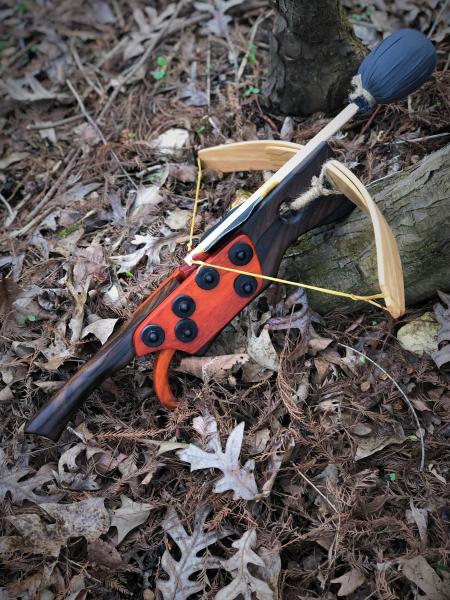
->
xmin=234 ymin=274 xmax=257 ymax=298
xmin=175 ymin=319 xmax=198 ymax=343
xmin=228 ymin=242 xmax=254 ymax=266
xmin=172 ymin=295 xmax=196 ymax=318
xmin=141 ymin=324 xmax=165 ymax=347
xmin=195 ymin=267 xmax=220 ymax=290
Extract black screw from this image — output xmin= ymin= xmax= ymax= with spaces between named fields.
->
xmin=228 ymin=242 xmax=253 ymax=266
xmin=172 ymin=295 xmax=196 ymax=318
xmin=141 ymin=324 xmax=165 ymax=347
xmin=234 ymin=274 xmax=257 ymax=298
xmin=195 ymin=267 xmax=220 ymax=290
xmin=175 ymin=319 xmax=198 ymax=343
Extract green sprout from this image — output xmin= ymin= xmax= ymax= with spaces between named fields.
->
xmin=152 ymin=55 xmax=168 ymax=80
xmin=57 ymin=221 xmax=82 ymax=238
xmin=388 ymin=472 xmax=397 ymax=482
xmin=243 ymin=85 xmax=261 ymax=97
xmin=123 ymin=270 xmax=134 ymax=278
xmin=359 ymin=355 xmax=367 ymax=365
xmin=18 ymin=314 xmax=37 ymax=325
xmin=195 ymin=125 xmax=206 ymax=134
xmin=248 ymin=41 xmax=257 ymax=65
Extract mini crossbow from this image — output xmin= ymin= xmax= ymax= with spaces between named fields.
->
xmin=26 ymin=29 xmax=436 ymax=440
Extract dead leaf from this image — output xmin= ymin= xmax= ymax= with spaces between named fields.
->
xmin=110 ymin=494 xmax=152 ymax=544
xmin=0 ymin=76 xmax=68 ymax=102
xmin=156 ymin=506 xmax=230 ymax=600
xmin=177 ymin=413 xmax=258 ymax=500
xmin=111 ymin=232 xmax=177 ymax=274
xmin=247 ymin=326 xmax=279 ymax=372
xmin=257 ymin=545 xmax=281 ymax=599
xmin=0 ymin=498 xmax=109 ymax=557
xmin=406 ymin=499 xmax=429 ymax=545
xmin=0 ymin=448 xmax=55 ymax=505
xmin=177 ymin=353 xmax=249 ymax=383
xmin=261 ymin=430 xmax=295 ymax=497
xmin=87 ymin=539 xmax=122 ymax=568
xmin=0 ymin=152 xmax=29 ymax=170
xmin=216 ymin=530 xmax=273 ymax=600
xmin=81 ymin=318 xmax=118 ymax=345
xmin=354 ymin=423 xmax=406 ymax=460
xmin=131 ymin=184 xmax=164 ymax=220
xmin=152 ymin=128 xmax=189 ymax=155
xmin=432 ymin=291 xmax=450 ymax=368
xmin=165 ymin=208 xmax=191 ymax=231
xmin=194 ymin=0 xmax=244 ymax=37
xmin=331 ymin=568 xmax=365 ymax=597
xmin=400 ymin=556 xmax=448 ymax=600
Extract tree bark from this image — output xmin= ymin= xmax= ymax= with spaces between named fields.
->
xmin=265 ymin=0 xmax=366 ymax=116
xmin=282 ymin=144 xmax=450 ymax=313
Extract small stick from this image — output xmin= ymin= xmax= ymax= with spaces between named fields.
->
xmin=27 ymin=115 xmax=84 ymax=130
xmin=295 ymin=467 xmax=339 ymax=513
xmin=237 ymin=12 xmax=268 ymax=82
xmin=69 ymin=39 xmax=104 ymax=98
xmin=428 ymin=0 xmax=449 ymax=40
xmin=0 ymin=192 xmax=16 ymax=226
xmin=6 ymin=148 xmax=80 ymax=239
xmin=66 ymin=79 xmax=136 ymax=189
xmin=98 ymin=0 xmax=186 ymax=121
xmin=338 ymin=343 xmax=425 ymax=471
xmin=0 ymin=40 xmax=35 ymax=76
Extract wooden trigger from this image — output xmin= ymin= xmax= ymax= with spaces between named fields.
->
xmin=154 ymin=349 xmax=178 ymax=409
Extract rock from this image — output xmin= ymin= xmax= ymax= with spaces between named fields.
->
xmin=397 ymin=312 xmax=440 ymax=355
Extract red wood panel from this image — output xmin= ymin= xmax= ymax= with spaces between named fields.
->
xmin=133 ymin=234 xmax=263 ymax=356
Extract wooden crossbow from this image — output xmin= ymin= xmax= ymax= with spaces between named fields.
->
xmin=25 ymin=29 xmax=436 ymax=440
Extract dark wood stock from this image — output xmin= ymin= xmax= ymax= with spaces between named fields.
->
xmin=25 ymin=277 xmax=179 ymax=440
xmin=241 ymin=142 xmax=355 ymax=278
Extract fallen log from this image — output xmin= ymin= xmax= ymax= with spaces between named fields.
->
xmin=283 ymin=144 xmax=450 ymax=313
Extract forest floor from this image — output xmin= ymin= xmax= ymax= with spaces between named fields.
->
xmin=0 ymin=1 xmax=450 ymax=599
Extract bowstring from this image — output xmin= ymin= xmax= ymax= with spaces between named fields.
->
xmin=187 ymin=158 xmax=388 ymax=313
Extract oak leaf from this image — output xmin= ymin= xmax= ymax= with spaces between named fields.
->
xmin=0 ymin=448 xmax=55 ymax=505
xmin=0 ymin=498 xmax=109 ymax=557
xmin=331 ymin=568 xmax=365 ymax=596
xmin=177 ymin=414 xmax=258 ymax=500
xmin=110 ymin=494 xmax=153 ymax=544
xmin=216 ymin=530 xmax=273 ymax=600
xmin=156 ymin=506 xmax=230 ymax=600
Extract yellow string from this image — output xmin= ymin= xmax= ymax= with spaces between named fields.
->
xmin=192 ymin=260 xmax=386 ymax=310
xmin=188 ymin=157 xmax=388 ymax=312
xmin=187 ymin=157 xmax=203 ymax=252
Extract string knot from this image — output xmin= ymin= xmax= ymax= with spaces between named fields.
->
xmin=290 ymin=161 xmax=338 ymax=211
xmin=349 ymin=73 xmax=376 ymax=113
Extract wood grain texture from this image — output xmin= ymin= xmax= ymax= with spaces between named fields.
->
xmin=25 ymin=275 xmax=180 ymax=440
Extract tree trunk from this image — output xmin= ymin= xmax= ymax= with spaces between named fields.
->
xmin=282 ymin=144 xmax=450 ymax=313
xmin=265 ymin=0 xmax=366 ymax=116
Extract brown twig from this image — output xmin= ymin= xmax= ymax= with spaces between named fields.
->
xmin=97 ymin=0 xmax=187 ymax=122
xmin=338 ymin=343 xmax=425 ymax=471
xmin=66 ymin=79 xmax=136 ymax=189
